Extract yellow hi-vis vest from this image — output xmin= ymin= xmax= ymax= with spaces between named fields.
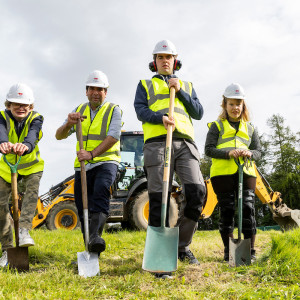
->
xmin=0 ymin=111 xmax=44 ymax=183
xmin=141 ymin=78 xmax=195 ymax=142
xmin=74 ymin=102 xmax=121 ymax=168
xmin=209 ymin=119 xmax=256 ymax=177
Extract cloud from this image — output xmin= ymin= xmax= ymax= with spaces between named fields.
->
xmin=0 ymin=0 xmax=299 ymax=193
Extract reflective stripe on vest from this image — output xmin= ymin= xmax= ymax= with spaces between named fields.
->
xmin=214 ymin=119 xmax=254 ymax=148
xmin=141 ymin=78 xmax=194 ymax=142
xmin=0 ymin=111 xmax=44 ymax=183
xmin=74 ymin=102 xmax=121 ymax=167
xmin=209 ymin=119 xmax=256 ymax=177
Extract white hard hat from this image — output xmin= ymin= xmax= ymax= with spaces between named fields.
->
xmin=152 ymin=39 xmax=177 ymax=55
xmin=86 ymin=70 xmax=109 ymax=88
xmin=223 ymin=83 xmax=245 ymax=99
xmin=6 ymin=83 xmax=34 ymax=105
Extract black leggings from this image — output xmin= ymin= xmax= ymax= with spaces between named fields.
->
xmin=211 ymin=173 xmax=257 ymax=237
xmin=211 ymin=173 xmax=256 ymax=194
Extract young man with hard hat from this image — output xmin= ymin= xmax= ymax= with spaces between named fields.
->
xmin=0 ymin=83 xmax=44 ymax=267
xmin=56 ymin=70 xmax=122 ymax=256
xmin=134 ymin=40 xmax=206 ymax=275
xmin=205 ymin=83 xmax=261 ymax=262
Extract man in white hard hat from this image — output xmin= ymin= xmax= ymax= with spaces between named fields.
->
xmin=134 ymin=40 xmax=206 ymax=277
xmin=0 ymin=83 xmax=44 ymax=267
xmin=56 ymin=70 xmax=122 ymax=256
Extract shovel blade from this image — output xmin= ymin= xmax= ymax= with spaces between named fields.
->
xmin=77 ymin=251 xmax=100 ymax=277
xmin=142 ymin=225 xmax=179 ymax=273
xmin=7 ymin=247 xmax=29 ymax=272
xmin=229 ymin=237 xmax=251 ymax=267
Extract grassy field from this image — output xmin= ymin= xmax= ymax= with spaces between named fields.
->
xmin=0 ymin=227 xmax=299 ymax=299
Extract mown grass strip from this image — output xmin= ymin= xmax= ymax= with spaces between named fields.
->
xmin=0 ymin=228 xmax=299 ymax=299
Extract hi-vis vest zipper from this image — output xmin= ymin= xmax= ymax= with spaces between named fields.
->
xmin=141 ymin=78 xmax=194 ymax=142
xmin=74 ymin=102 xmax=121 ymax=168
xmin=208 ymin=119 xmax=256 ymax=177
xmin=0 ymin=111 xmax=44 ymax=183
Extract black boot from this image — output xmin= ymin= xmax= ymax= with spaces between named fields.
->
xmin=88 ymin=212 xmax=108 ymax=253
xmin=220 ymin=232 xmax=233 ymax=262
xmin=250 ymin=234 xmax=256 ymax=261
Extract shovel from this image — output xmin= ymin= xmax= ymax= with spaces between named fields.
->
xmin=142 ymin=86 xmax=179 ymax=273
xmin=76 ymin=118 xmax=100 ymax=277
xmin=3 ymin=155 xmax=29 ymax=272
xmin=229 ymin=158 xmax=251 ymax=267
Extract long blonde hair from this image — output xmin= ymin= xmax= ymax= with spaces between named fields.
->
xmin=218 ymin=96 xmax=250 ymax=121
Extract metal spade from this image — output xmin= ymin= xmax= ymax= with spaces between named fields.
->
xmin=76 ymin=118 xmax=99 ymax=277
xmin=229 ymin=158 xmax=251 ymax=267
xmin=4 ymin=155 xmax=29 ymax=272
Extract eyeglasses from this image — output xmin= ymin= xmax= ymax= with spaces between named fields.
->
xmin=11 ymin=103 xmax=30 ymax=108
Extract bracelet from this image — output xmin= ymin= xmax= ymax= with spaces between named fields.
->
xmin=89 ymin=151 xmax=93 ymax=160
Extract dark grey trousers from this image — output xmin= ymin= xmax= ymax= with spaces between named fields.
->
xmin=144 ymin=139 xmax=206 ymax=252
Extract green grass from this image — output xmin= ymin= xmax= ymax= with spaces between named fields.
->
xmin=0 ymin=227 xmax=299 ymax=299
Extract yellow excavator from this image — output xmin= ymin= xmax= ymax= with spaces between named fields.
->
xmin=30 ymin=131 xmax=300 ymax=231
xmin=200 ymin=165 xmax=300 ymax=231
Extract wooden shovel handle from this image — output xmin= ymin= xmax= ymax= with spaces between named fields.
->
xmin=161 ymin=87 xmax=175 ymax=227
xmin=3 ymin=155 xmax=22 ymax=246
xmin=162 ymin=87 xmax=175 ymax=183
xmin=76 ymin=119 xmax=88 ymax=210
xmin=11 ymin=172 xmax=19 ymax=246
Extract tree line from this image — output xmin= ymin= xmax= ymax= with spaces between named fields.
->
xmin=199 ymin=114 xmax=300 ymax=229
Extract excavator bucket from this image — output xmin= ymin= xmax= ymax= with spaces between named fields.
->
xmin=254 ymin=165 xmax=300 ymax=231
xmin=273 ymin=205 xmax=300 ymax=231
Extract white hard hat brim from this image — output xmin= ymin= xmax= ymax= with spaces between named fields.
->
xmin=153 ymin=50 xmax=177 ymax=55
xmin=223 ymin=95 xmax=245 ymax=99
xmin=6 ymin=98 xmax=34 ymax=104
xmin=86 ymin=83 xmax=109 ymax=88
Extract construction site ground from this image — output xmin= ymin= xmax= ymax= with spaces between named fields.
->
xmin=0 ymin=228 xmax=299 ymax=299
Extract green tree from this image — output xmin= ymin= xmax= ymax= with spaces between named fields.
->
xmin=253 ymin=129 xmax=274 ymax=226
xmin=199 ymin=154 xmax=212 ymax=180
xmin=266 ymin=114 xmax=300 ymax=210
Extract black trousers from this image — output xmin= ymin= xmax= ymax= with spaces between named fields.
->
xmin=74 ymin=163 xmax=118 ymax=224
xmin=211 ymin=173 xmax=257 ymax=237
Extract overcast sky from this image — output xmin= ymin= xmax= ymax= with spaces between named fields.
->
xmin=1 ymin=0 xmax=299 ymax=194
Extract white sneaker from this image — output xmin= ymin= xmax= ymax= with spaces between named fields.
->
xmin=0 ymin=251 xmax=8 ymax=267
xmin=19 ymin=228 xmax=35 ymax=247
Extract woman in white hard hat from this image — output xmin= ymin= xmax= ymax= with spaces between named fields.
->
xmin=0 ymin=83 xmax=44 ymax=267
xmin=205 ymin=83 xmax=261 ymax=262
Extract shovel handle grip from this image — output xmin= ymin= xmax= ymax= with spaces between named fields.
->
xmin=3 ymin=155 xmax=22 ymax=173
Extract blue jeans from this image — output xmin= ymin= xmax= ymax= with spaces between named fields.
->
xmin=74 ymin=163 xmax=118 ymax=223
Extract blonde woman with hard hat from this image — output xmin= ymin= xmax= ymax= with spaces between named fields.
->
xmin=205 ymin=83 xmax=261 ymax=262
xmin=0 ymin=83 xmax=44 ymax=267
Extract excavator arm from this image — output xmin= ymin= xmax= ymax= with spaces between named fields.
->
xmin=254 ymin=165 xmax=300 ymax=231
xmin=200 ymin=164 xmax=300 ymax=231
